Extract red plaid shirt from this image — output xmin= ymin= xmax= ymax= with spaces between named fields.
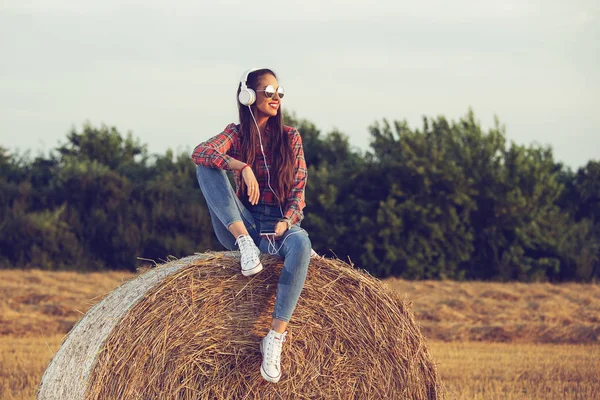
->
xmin=192 ymin=123 xmax=307 ymax=226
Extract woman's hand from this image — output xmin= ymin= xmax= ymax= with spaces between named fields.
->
xmin=241 ymin=166 xmax=260 ymax=205
xmin=274 ymin=221 xmax=288 ymax=240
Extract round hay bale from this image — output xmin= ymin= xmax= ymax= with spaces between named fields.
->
xmin=38 ymin=252 xmax=444 ymax=399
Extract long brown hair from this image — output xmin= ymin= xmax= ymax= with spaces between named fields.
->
xmin=236 ymin=69 xmax=294 ymax=205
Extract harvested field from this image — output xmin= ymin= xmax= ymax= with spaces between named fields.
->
xmin=385 ymin=278 xmax=600 ymax=343
xmin=3 ymin=336 xmax=598 ymax=400
xmin=3 ymin=268 xmax=598 ymax=345
xmin=429 ymin=341 xmax=600 ymax=399
xmin=0 ymin=268 xmax=133 ymax=337
xmin=1 ymin=262 xmax=599 ymax=399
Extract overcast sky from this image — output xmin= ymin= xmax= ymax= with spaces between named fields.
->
xmin=1 ymin=0 xmax=598 ymax=168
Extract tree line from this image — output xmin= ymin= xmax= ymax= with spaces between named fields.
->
xmin=1 ymin=109 xmax=598 ymax=281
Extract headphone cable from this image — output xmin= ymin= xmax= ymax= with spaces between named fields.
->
xmin=247 ymin=105 xmax=304 ymax=255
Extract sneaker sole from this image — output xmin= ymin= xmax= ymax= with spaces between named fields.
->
xmin=260 ymin=365 xmax=281 ymax=383
xmin=241 ymin=263 xmax=263 ymax=277
xmin=259 ymin=341 xmax=281 ymax=383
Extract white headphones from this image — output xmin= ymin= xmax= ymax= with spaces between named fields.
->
xmin=238 ymin=67 xmax=264 ymax=106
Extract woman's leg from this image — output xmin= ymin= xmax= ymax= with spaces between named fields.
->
xmin=260 ymin=225 xmax=312 ymax=329
xmin=258 ymin=225 xmax=311 ymax=383
xmin=196 ymin=165 xmax=259 ymax=249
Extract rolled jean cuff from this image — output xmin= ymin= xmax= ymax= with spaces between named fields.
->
xmin=224 ymin=218 xmax=244 ymax=229
xmin=272 ymin=313 xmax=290 ymax=323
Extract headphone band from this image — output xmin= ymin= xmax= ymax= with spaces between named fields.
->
xmin=240 ymin=67 xmax=263 ymax=88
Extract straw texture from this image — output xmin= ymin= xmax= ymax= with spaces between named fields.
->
xmin=83 ymin=252 xmax=443 ymax=399
xmin=37 ymin=254 xmax=212 ymax=399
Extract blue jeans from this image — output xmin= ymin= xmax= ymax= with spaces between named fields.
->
xmin=196 ymin=165 xmax=311 ymax=323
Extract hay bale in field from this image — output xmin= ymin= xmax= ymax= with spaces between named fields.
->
xmin=38 ymin=252 xmax=444 ymax=399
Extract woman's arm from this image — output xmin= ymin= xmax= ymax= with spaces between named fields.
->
xmin=192 ymin=123 xmax=241 ymax=170
xmin=282 ymin=128 xmax=307 ymax=226
xmin=191 ymin=123 xmax=261 ymax=204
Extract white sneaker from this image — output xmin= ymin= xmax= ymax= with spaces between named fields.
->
xmin=235 ymin=234 xmax=263 ymax=276
xmin=260 ymin=329 xmax=287 ymax=383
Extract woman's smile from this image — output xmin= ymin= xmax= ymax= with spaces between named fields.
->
xmin=254 ymin=74 xmax=282 ymax=118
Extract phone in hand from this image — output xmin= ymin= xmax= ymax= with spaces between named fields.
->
xmin=260 ymin=230 xmax=277 ymax=239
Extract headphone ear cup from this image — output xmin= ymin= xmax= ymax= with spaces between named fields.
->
xmin=238 ymin=88 xmax=256 ymax=106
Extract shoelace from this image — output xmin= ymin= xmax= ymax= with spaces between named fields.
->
xmin=265 ymin=331 xmax=287 ymax=366
xmin=235 ymin=235 xmax=258 ymax=261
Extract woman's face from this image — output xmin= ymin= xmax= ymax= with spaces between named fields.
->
xmin=254 ymin=74 xmax=282 ymax=118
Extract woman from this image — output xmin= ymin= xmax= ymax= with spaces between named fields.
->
xmin=191 ymin=68 xmax=312 ymax=384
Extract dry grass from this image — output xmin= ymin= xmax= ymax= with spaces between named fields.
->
xmin=82 ymin=254 xmax=441 ymax=399
xmin=1 ymin=266 xmax=600 ymax=399
xmin=2 ymin=337 xmax=598 ymax=400
xmin=3 ymin=269 xmax=598 ymax=344
xmin=385 ymin=279 xmax=600 ymax=343
xmin=0 ymin=269 xmax=134 ymax=337
xmin=0 ymin=335 xmax=62 ymax=400
xmin=430 ymin=341 xmax=600 ymax=400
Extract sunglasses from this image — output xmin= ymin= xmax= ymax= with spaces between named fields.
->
xmin=257 ymin=85 xmax=285 ymax=99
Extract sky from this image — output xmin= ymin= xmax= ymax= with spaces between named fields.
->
xmin=1 ymin=0 xmax=598 ymax=168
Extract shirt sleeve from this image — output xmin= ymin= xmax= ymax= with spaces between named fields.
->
xmin=283 ymin=128 xmax=307 ymax=225
xmin=191 ymin=123 xmax=237 ymax=170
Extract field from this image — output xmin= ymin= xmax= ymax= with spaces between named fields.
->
xmin=1 ymin=268 xmax=599 ymax=399
xmin=384 ymin=278 xmax=600 ymax=344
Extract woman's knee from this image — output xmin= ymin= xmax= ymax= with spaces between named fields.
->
xmin=195 ymin=165 xmax=207 ymax=186
xmin=196 ymin=165 xmax=213 ymax=182
xmin=288 ymin=231 xmax=312 ymax=256
xmin=300 ymin=234 xmax=312 ymax=253
xmin=196 ymin=165 xmax=229 ymax=195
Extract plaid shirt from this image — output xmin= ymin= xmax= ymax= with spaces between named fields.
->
xmin=192 ymin=123 xmax=307 ymax=226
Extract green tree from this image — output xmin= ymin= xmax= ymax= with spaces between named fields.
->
xmin=364 ymin=116 xmax=477 ymax=278
xmin=556 ymin=160 xmax=600 ymax=279
xmin=57 ymin=122 xmax=147 ymax=171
